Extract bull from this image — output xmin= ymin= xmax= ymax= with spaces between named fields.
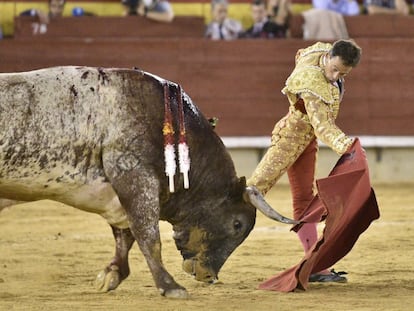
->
xmin=0 ymin=66 xmax=297 ymax=298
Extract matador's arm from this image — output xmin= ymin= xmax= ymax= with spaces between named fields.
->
xmin=302 ymin=93 xmax=353 ymax=155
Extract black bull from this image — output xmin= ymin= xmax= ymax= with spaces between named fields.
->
xmin=0 ymin=66 xmax=296 ymax=298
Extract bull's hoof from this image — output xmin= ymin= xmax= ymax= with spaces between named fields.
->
xmin=95 ymin=266 xmax=121 ymax=292
xmin=160 ymin=288 xmax=189 ymax=299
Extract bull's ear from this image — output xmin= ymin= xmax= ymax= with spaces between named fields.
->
xmin=231 ymin=177 xmax=246 ymax=198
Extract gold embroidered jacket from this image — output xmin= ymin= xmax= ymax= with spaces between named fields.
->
xmin=283 ymin=41 xmax=353 ymax=154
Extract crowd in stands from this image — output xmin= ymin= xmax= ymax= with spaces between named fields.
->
xmin=205 ymin=0 xmax=291 ymax=39
xmin=205 ymin=0 xmax=412 ymax=40
xmin=18 ymin=0 xmax=174 ymax=24
xmin=0 ymin=0 xmax=412 ymax=40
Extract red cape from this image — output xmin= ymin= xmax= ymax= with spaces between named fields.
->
xmin=258 ymin=138 xmax=380 ymax=292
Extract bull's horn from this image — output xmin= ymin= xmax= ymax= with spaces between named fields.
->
xmin=244 ymin=186 xmax=300 ymax=225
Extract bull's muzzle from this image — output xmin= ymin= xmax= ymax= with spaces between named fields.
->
xmin=182 ymin=258 xmax=218 ymax=284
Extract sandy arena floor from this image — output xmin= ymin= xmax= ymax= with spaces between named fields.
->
xmin=0 ymin=183 xmax=413 ymax=311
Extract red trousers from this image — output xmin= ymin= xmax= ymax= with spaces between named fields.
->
xmin=287 ymin=138 xmax=318 ymax=220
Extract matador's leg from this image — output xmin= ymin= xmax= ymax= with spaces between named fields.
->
xmin=287 ymin=138 xmax=318 ymax=220
xmin=287 ymin=138 xmax=318 ymax=253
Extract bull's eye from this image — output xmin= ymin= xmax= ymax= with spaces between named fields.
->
xmin=233 ymin=220 xmax=242 ymax=231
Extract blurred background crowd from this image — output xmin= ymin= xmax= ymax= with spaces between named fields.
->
xmin=0 ymin=0 xmax=413 ymax=39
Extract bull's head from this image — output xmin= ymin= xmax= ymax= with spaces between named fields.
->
xmin=172 ymin=177 xmax=298 ymax=283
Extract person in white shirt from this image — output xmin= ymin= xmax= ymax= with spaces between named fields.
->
xmin=205 ymin=0 xmax=243 ymax=40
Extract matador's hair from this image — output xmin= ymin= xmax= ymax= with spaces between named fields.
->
xmin=330 ymin=39 xmax=362 ymax=68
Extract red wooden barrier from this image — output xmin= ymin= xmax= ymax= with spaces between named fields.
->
xmin=1 ymin=37 xmax=413 ymax=136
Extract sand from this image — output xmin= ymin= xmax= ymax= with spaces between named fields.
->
xmin=1 ymin=184 xmax=413 ymax=311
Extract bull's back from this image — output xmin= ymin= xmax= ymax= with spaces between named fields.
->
xmin=0 ymin=66 xmax=142 ymax=145
xmin=0 ymin=66 xmax=165 ymax=203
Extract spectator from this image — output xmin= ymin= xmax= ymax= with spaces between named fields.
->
xmin=363 ymin=0 xmax=409 ymax=14
xmin=266 ymin=0 xmax=292 ymax=32
xmin=205 ymin=0 xmax=243 ymax=40
xmin=313 ymin=0 xmax=361 ymax=15
xmin=239 ymin=0 xmax=288 ymax=38
xmin=20 ymin=0 xmax=66 ymax=24
xmin=122 ymin=0 xmax=174 ymax=23
xmin=301 ymin=8 xmax=349 ymax=40
xmin=300 ymin=0 xmax=354 ymax=40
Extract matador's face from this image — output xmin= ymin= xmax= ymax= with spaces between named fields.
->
xmin=323 ymin=55 xmax=353 ymax=83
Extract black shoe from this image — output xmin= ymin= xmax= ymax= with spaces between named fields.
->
xmin=309 ymin=269 xmax=348 ymax=283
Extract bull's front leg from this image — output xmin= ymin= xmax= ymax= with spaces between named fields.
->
xmin=95 ymin=226 xmax=135 ymax=292
xmin=126 ymin=195 xmax=188 ymax=299
xmin=134 ymin=221 xmax=188 ymax=298
xmin=109 ymin=169 xmax=188 ymax=298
